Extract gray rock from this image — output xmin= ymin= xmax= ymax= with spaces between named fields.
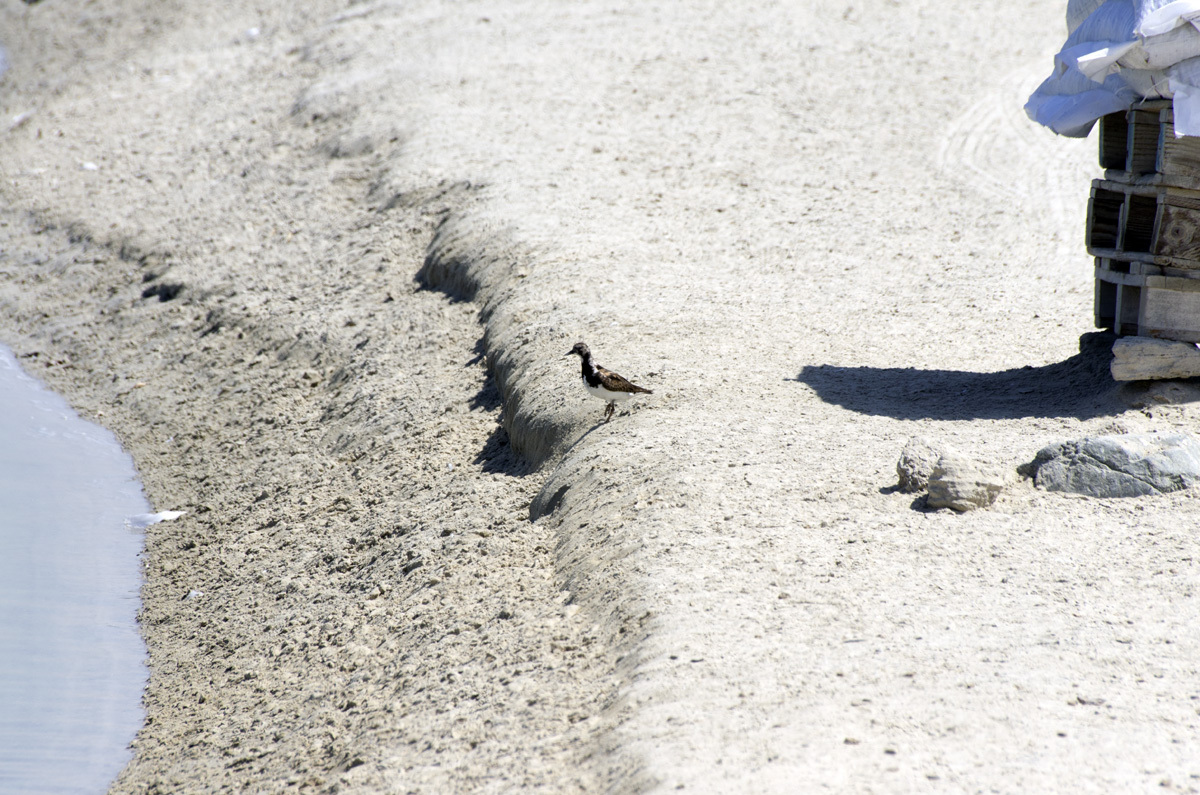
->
xmin=897 ymin=436 xmax=944 ymax=493
xmin=926 ymin=451 xmax=1006 ymax=512
xmin=1028 ymin=432 xmax=1200 ymax=498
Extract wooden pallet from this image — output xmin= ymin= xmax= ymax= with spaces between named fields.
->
xmin=1099 ymin=100 xmax=1169 ymax=176
xmin=1099 ymin=100 xmax=1200 ymax=188
xmin=1095 ymin=257 xmax=1200 ymax=341
xmin=1093 ymin=101 xmax=1200 ymax=371
xmin=1086 ymin=178 xmax=1200 ymax=266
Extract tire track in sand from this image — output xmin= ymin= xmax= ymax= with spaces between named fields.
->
xmin=936 ymin=66 xmax=1097 ymax=257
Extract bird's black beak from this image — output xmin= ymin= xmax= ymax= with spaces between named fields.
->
xmin=564 ymin=349 xmax=574 ymax=357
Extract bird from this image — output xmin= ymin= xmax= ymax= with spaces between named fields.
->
xmin=565 ymin=341 xmax=653 ymax=423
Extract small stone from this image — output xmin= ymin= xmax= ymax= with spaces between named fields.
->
xmin=1027 ymin=432 xmax=1200 ymax=498
xmin=926 ymin=451 xmax=1006 ymax=512
xmin=897 ymin=436 xmax=944 ymax=493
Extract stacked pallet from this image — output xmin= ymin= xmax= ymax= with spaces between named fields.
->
xmin=1088 ymin=100 xmax=1200 ymax=379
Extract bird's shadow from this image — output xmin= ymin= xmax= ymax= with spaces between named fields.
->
xmin=473 ymin=422 xmax=533 ymax=476
xmin=469 ymin=346 xmax=527 ymax=476
xmin=467 ymin=339 xmax=500 ymax=412
xmin=792 ymin=332 xmax=1122 ymax=421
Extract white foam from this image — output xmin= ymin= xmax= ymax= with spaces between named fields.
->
xmin=126 ymin=510 xmax=186 ymax=530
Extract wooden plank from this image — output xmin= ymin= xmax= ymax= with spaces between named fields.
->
xmin=1137 ymin=100 xmax=1172 ymax=112
xmin=1138 ymin=278 xmax=1200 ymax=342
xmin=1165 ymin=192 xmax=1200 ymax=212
xmin=1099 ymin=111 xmax=1128 ymax=170
xmin=1101 ymin=103 xmax=1200 ymax=188
xmin=1094 ymin=177 xmax=1161 ymax=195
xmin=1096 ymin=276 xmax=1117 ymax=329
xmin=1086 ymin=180 xmax=1200 ymax=268
xmin=1159 ymin=115 xmax=1200 ymax=179
xmin=1088 ymin=247 xmax=1158 ymax=264
xmin=1088 ymin=245 xmax=1200 ymax=270
xmin=1144 ymin=274 xmax=1200 ymax=292
xmin=1110 ymin=336 xmax=1200 ymax=381
xmin=1091 ymin=246 xmax=1174 ymax=267
xmin=1118 ymin=284 xmax=1142 ymax=335
xmin=1093 ymin=256 xmax=1200 ymax=281
xmin=1154 ymin=201 xmax=1200 ymax=260
xmin=1095 ymin=262 xmax=1143 ymax=286
xmin=1152 ymin=261 xmax=1200 ymax=279
xmin=1129 ymin=109 xmax=1161 ymax=174
xmin=1096 ymin=256 xmax=1134 ymax=275
xmin=1086 ymin=182 xmax=1123 ymax=249
xmin=1121 ymin=192 xmax=1157 ymax=252
xmin=1101 ymin=170 xmax=1200 ymax=191
xmin=1094 ymin=261 xmax=1200 ymax=338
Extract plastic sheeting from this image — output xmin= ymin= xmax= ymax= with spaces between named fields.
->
xmin=1027 ymin=0 xmax=1200 ymax=136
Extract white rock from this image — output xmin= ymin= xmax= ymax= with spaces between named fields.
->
xmin=926 ymin=451 xmax=1006 ymax=512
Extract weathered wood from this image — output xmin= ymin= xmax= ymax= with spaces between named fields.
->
xmin=1124 ymin=192 xmax=1157 ymax=251
xmin=1129 ymin=108 xmax=1161 ymax=174
xmin=1094 ymin=255 xmax=1200 ymax=281
xmin=1099 ymin=111 xmax=1128 ymax=170
xmin=1118 ymin=283 xmax=1143 ymax=336
xmin=1096 ymin=259 xmax=1135 ymax=285
xmin=1138 ymin=275 xmax=1200 ymax=342
xmin=1097 ymin=102 xmax=1200 ymax=189
xmin=1087 ymin=183 xmax=1122 ymax=249
xmin=1094 ymin=260 xmax=1145 ymax=335
xmin=1096 ymin=276 xmax=1117 ymax=329
xmin=1111 ymin=336 xmax=1200 ymax=381
xmin=1096 ymin=100 xmax=1170 ymax=175
xmin=1095 ymin=259 xmax=1134 ymax=334
xmin=1158 ymin=110 xmax=1200 ymax=180
xmin=1090 ymin=102 xmax=1200 ymax=346
xmin=1157 ymin=200 xmax=1200 ymax=259
xmin=1102 ymin=170 xmax=1200 ymax=191
xmin=1094 ymin=259 xmax=1200 ymax=338
xmin=1086 ymin=179 xmax=1200 ymax=269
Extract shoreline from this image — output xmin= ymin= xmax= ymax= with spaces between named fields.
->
xmin=0 ymin=345 xmax=146 ymax=795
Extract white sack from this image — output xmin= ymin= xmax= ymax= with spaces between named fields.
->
xmin=1027 ymin=0 xmax=1200 ymax=137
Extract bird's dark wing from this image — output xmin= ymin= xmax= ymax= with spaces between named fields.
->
xmin=596 ymin=366 xmax=653 ymax=394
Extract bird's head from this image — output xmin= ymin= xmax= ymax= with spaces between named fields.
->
xmin=566 ymin=342 xmax=590 ymax=358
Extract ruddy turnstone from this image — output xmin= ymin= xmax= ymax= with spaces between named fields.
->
xmin=565 ymin=341 xmax=652 ymax=423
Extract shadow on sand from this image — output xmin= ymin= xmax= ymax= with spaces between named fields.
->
xmin=473 ymin=422 xmax=534 ymax=477
xmin=793 ymin=332 xmax=1122 ymax=421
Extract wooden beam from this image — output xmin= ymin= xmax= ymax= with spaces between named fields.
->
xmin=1110 ymin=336 xmax=1200 ymax=381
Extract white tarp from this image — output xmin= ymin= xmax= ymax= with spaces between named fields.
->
xmin=1027 ymin=0 xmax=1200 ymax=136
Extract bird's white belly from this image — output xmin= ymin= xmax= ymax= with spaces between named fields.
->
xmin=582 ymin=379 xmax=632 ymax=403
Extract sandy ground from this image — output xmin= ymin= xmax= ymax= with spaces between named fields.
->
xmin=3 ymin=0 xmax=1200 ymax=792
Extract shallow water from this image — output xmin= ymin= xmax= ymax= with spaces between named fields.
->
xmin=0 ymin=346 xmax=148 ymax=794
